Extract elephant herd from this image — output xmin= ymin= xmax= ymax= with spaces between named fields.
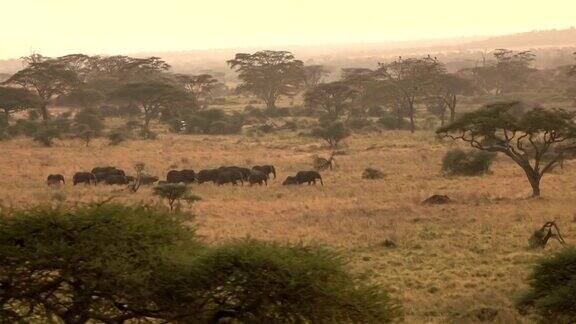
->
xmin=46 ymin=165 xmax=324 ymax=188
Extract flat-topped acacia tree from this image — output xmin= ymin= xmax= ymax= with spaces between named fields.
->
xmin=437 ymin=101 xmax=576 ymax=197
xmin=227 ymin=50 xmax=304 ymax=110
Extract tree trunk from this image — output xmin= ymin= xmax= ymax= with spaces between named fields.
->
xmin=40 ymin=102 xmax=50 ymax=122
xmin=449 ymin=94 xmax=457 ymax=123
xmin=524 ymin=168 xmax=542 ymax=197
xmin=408 ymin=104 xmax=415 ymax=133
xmin=3 ymin=108 xmax=10 ymax=122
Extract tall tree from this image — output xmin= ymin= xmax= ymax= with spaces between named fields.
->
xmin=110 ymin=81 xmax=193 ymax=133
xmin=340 ymin=68 xmax=378 ymax=117
xmin=0 ymin=86 xmax=41 ymax=121
xmin=376 ymin=56 xmax=445 ymax=132
xmin=437 ymin=101 xmax=576 ymax=197
xmin=304 ymin=82 xmax=357 ymax=120
xmin=227 ymin=50 xmax=304 ymax=110
xmin=3 ymin=59 xmax=79 ymax=121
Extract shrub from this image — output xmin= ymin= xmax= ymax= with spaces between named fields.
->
xmin=367 ymin=106 xmax=386 ymax=117
xmin=345 ymin=117 xmax=372 ymax=130
xmin=378 ymin=115 xmax=410 ymax=130
xmin=311 ymin=121 xmax=351 ymax=148
xmin=0 ymin=204 xmax=402 ymax=323
xmin=32 ymin=126 xmax=61 ymax=147
xmin=74 ymin=107 xmax=104 ymax=135
xmin=0 ymin=204 xmax=199 ymax=323
xmin=362 ymin=168 xmax=385 ymax=180
xmin=517 ymin=247 xmax=576 ymax=322
xmin=107 ymin=127 xmax=130 ymax=145
xmin=188 ymin=239 xmax=402 ymax=323
xmin=442 ymin=148 xmax=495 ymax=176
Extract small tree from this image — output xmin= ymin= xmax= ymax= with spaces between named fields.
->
xmin=311 ymin=122 xmax=351 ymax=148
xmin=153 ymin=183 xmax=201 ymax=211
xmin=517 ymin=247 xmax=576 ymax=322
xmin=302 ymin=65 xmax=330 ymax=90
xmin=110 ymin=81 xmax=193 ymax=134
xmin=437 ymin=101 xmax=576 ymax=197
xmin=73 ymin=123 xmax=94 ymax=146
xmin=304 ymin=82 xmax=357 ymax=120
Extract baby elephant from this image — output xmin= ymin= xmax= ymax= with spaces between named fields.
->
xmin=282 ymin=176 xmax=298 ymax=185
xmin=47 ymin=174 xmax=65 ymax=186
xmin=295 ymin=171 xmax=323 ymax=185
xmin=248 ymin=170 xmax=268 ymax=186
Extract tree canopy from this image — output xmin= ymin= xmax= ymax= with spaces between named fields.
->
xmin=227 ymin=50 xmax=304 ymax=110
xmin=0 ymin=86 xmax=41 ymax=120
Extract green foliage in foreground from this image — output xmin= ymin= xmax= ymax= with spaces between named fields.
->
xmin=0 ymin=204 xmax=401 ymax=323
xmin=517 ymin=247 xmax=576 ymax=323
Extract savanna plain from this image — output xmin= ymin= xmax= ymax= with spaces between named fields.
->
xmin=1 ymin=122 xmax=573 ymax=323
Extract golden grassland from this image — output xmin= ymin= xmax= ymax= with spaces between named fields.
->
xmin=0 ymin=127 xmax=574 ymax=323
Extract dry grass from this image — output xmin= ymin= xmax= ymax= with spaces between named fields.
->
xmin=1 ymin=129 xmax=574 ymax=323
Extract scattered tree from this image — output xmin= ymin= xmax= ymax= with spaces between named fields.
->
xmin=227 ymin=50 xmax=304 ymax=110
xmin=110 ymin=81 xmax=193 ymax=134
xmin=304 ymin=82 xmax=357 ymax=120
xmin=311 ymin=122 xmax=351 ymax=148
xmin=4 ymin=58 xmax=79 ymax=121
xmin=437 ymin=101 xmax=576 ymax=197
xmin=153 ymin=183 xmax=201 ymax=211
xmin=376 ymin=56 xmax=445 ymax=132
xmin=302 ymin=65 xmax=330 ymax=90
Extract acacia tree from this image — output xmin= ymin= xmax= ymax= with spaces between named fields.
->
xmin=340 ymin=68 xmax=379 ymax=116
xmin=110 ymin=81 xmax=193 ymax=134
xmin=227 ymin=50 xmax=304 ymax=110
xmin=302 ymin=65 xmax=330 ymax=90
xmin=4 ymin=59 xmax=79 ymax=121
xmin=437 ymin=101 xmax=576 ymax=197
xmin=427 ymin=73 xmax=475 ymax=125
xmin=0 ymin=86 xmax=41 ymax=121
xmin=304 ymin=82 xmax=357 ymax=120
xmin=173 ymin=73 xmax=219 ymax=109
xmin=376 ymin=56 xmax=445 ymax=132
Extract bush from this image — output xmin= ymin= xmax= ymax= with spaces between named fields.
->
xmin=378 ymin=115 xmax=410 ymax=130
xmin=74 ymin=107 xmax=104 ymax=135
xmin=107 ymin=127 xmax=130 ymax=145
xmin=442 ymin=148 xmax=495 ymax=176
xmin=517 ymin=247 xmax=576 ymax=322
xmin=362 ymin=168 xmax=385 ymax=180
xmin=32 ymin=126 xmax=61 ymax=146
xmin=0 ymin=204 xmax=402 ymax=323
xmin=0 ymin=204 xmax=199 ymax=322
xmin=345 ymin=117 xmax=372 ymax=130
xmin=311 ymin=121 xmax=351 ymax=148
xmin=189 ymin=239 xmax=402 ymax=323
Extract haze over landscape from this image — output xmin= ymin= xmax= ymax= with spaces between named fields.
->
xmin=1 ymin=0 xmax=576 ymax=323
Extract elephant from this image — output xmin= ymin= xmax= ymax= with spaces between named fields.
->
xmin=252 ymin=165 xmax=276 ymax=179
xmin=104 ymin=175 xmax=130 ymax=185
xmin=197 ymin=169 xmax=220 ymax=184
xmin=167 ymin=170 xmax=196 ymax=184
xmin=47 ymin=174 xmax=65 ymax=186
xmin=73 ymin=172 xmax=96 ymax=185
xmin=216 ymin=171 xmax=244 ymax=185
xmin=219 ymin=166 xmax=251 ymax=181
xmin=248 ymin=170 xmax=268 ymax=186
xmin=282 ymin=176 xmax=298 ymax=185
xmin=295 ymin=171 xmax=323 ymax=185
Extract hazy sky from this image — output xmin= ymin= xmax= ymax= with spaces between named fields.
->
xmin=0 ymin=0 xmax=574 ymax=59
